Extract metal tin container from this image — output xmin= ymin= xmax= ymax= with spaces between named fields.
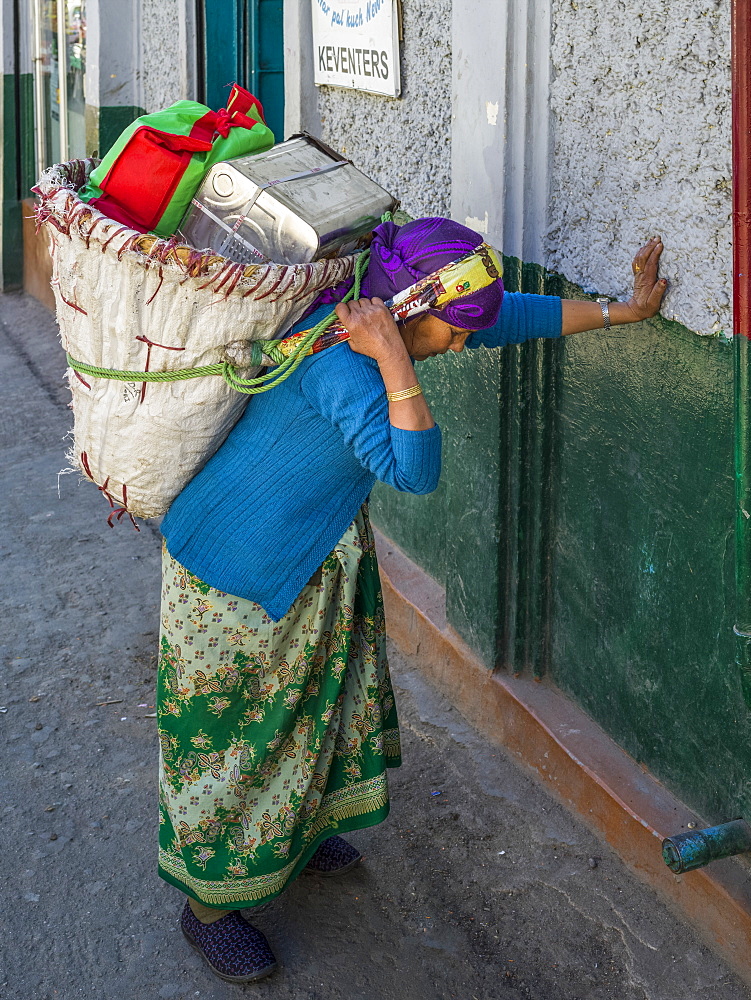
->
xmin=177 ymin=133 xmax=397 ymax=265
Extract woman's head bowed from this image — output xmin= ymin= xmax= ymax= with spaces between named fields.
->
xmin=363 ymin=216 xmax=505 ymax=331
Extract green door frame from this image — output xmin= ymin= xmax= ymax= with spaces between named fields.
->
xmin=200 ymin=0 xmax=284 ymax=141
xmin=2 ymin=0 xmax=35 ymax=291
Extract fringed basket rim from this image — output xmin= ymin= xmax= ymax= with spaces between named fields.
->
xmin=32 ymin=157 xmax=358 ymax=304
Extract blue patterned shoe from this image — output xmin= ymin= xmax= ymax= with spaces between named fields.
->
xmin=180 ymin=902 xmax=278 ymax=983
xmin=304 ymin=835 xmax=362 ymax=877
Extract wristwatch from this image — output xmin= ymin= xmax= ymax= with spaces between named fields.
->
xmin=596 ymin=297 xmax=612 ymax=331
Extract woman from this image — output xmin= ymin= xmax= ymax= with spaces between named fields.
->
xmin=158 ymin=217 xmax=666 ymax=983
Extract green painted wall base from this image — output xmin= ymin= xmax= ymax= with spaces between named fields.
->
xmin=372 ymin=260 xmax=743 ymax=826
xmin=2 ymin=72 xmax=35 ymax=291
xmin=1 ymin=200 xmax=23 ymax=291
xmin=372 ymin=257 xmax=564 ymax=669
xmin=92 ymin=105 xmax=147 ymax=159
xmin=552 ymin=309 xmax=739 ymax=824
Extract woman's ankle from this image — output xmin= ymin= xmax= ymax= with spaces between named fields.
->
xmin=188 ymin=896 xmax=231 ymax=925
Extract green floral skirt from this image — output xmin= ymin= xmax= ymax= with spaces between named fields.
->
xmin=157 ymin=505 xmax=401 ymax=908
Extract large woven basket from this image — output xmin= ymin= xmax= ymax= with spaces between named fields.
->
xmin=34 ymin=159 xmax=357 ymax=521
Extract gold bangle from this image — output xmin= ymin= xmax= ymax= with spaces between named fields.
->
xmin=386 ymin=384 xmax=423 ymax=402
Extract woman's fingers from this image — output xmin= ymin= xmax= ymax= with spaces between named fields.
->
xmin=644 ymin=240 xmax=663 ymax=274
xmin=336 ymin=297 xmax=387 ymax=326
xmin=334 ymin=301 xmax=352 ymax=324
xmin=337 ymin=296 xmax=405 ymax=362
xmin=632 ymin=240 xmax=661 ymax=275
xmin=632 ymin=237 xmax=663 ymax=275
xmin=646 ymin=278 xmax=669 ymax=311
xmin=335 ymin=299 xmax=371 ymax=331
xmin=623 ymin=237 xmax=668 ymax=320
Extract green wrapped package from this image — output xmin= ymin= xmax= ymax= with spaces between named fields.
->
xmin=80 ymin=84 xmax=275 ymax=237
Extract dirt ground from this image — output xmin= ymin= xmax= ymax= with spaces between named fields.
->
xmin=2 ymin=290 xmax=751 ymax=1000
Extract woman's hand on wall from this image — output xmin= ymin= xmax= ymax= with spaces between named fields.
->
xmin=560 ymin=238 xmax=668 ymax=335
xmin=623 ymin=237 xmax=667 ymax=322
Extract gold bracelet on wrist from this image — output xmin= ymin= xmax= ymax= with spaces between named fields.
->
xmin=386 ymin=384 xmax=423 ymax=402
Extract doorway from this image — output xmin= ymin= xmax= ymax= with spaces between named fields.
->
xmin=200 ymin=0 xmax=284 ymax=141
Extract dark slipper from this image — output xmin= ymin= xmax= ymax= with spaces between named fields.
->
xmin=304 ymin=835 xmax=362 ymax=877
xmin=180 ymin=901 xmax=278 ymax=983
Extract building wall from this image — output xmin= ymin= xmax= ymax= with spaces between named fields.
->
xmin=1 ymin=0 xmax=18 ymax=288
xmin=547 ymin=0 xmax=732 ymax=338
xmin=84 ymin=0 xmax=144 ymax=156
xmin=287 ymin=0 xmax=744 ymax=824
xmin=315 ymin=0 xmax=452 ymax=219
xmin=88 ymin=0 xmax=197 ymax=154
xmin=1 ymin=0 xmax=35 ymax=290
xmin=543 ymin=2 xmax=742 ymax=821
xmin=2 ymin=0 xmax=198 ymax=292
xmin=140 ymin=0 xmax=197 ymax=113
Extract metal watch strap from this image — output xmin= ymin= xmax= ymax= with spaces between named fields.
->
xmin=596 ymin=297 xmax=612 ymax=330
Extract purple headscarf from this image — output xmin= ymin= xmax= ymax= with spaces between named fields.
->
xmin=303 ymin=217 xmax=504 ymax=330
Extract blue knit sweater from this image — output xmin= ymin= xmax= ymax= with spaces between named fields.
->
xmin=161 ymin=292 xmax=562 ymax=619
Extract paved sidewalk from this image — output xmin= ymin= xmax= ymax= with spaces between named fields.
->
xmin=1 ymin=290 xmax=750 ymax=1000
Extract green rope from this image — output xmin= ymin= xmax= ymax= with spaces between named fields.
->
xmin=66 ymin=250 xmax=370 ymax=396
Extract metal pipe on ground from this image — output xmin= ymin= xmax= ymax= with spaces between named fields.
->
xmin=662 ymin=820 xmax=751 ymax=874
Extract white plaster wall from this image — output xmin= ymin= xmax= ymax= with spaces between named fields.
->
xmin=19 ymin=0 xmax=33 ymax=73
xmin=451 ymin=0 xmax=552 ymax=266
xmin=284 ymin=0 xmax=321 ymax=137
xmin=87 ymin=0 xmax=142 ymax=109
xmin=140 ymin=0 xmax=195 ymax=111
xmin=547 ymin=1 xmax=731 ymax=337
xmin=315 ymin=0 xmax=452 ymax=219
xmin=1 ymin=0 xmax=33 ymax=74
xmin=0 ymin=0 xmax=15 ymax=76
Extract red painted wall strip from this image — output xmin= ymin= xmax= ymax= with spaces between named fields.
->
xmin=733 ymin=0 xmax=751 ymax=338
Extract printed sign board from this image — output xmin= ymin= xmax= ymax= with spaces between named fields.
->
xmin=311 ymin=0 xmax=401 ymax=98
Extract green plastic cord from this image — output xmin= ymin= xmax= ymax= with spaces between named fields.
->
xmin=66 ymin=249 xmax=370 ymax=396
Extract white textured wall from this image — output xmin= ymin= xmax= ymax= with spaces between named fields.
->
xmin=451 ymin=0 xmax=552 ymax=267
xmin=284 ymin=0 xmax=321 ymax=137
xmin=546 ymin=1 xmax=731 ymax=337
xmin=316 ymin=0 xmax=452 ymax=219
xmin=140 ymin=0 xmax=195 ymax=111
